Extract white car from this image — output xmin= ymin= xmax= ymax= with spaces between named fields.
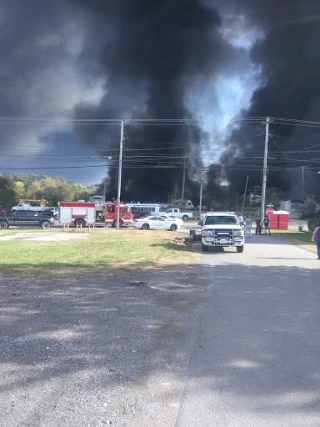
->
xmin=159 ymin=214 xmax=183 ymax=226
xmin=133 ymin=215 xmax=181 ymax=231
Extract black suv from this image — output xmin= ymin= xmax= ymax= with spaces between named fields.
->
xmin=0 ymin=210 xmax=54 ymax=229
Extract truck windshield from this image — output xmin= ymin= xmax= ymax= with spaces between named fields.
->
xmin=205 ymin=216 xmax=238 ymax=225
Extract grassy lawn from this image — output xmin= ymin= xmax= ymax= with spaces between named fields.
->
xmin=272 ymin=229 xmax=316 ymax=252
xmin=0 ymin=229 xmax=197 ymax=270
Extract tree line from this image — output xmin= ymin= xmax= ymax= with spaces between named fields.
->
xmin=0 ymin=174 xmax=89 ymax=208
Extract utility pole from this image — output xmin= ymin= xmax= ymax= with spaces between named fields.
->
xmin=180 ymin=148 xmax=187 ymax=208
xmin=116 ymin=120 xmax=124 ymax=229
xmin=253 ymin=185 xmax=257 ymax=203
xmin=261 ymin=117 xmax=270 ymax=220
xmin=199 ymin=179 xmax=203 ymax=217
xmin=301 ymin=165 xmax=305 ymax=200
xmin=103 ymin=173 xmax=107 ymax=203
xmin=103 ymin=155 xmax=113 ymax=202
xmin=173 ymin=182 xmax=178 ymax=207
xmin=241 ymin=175 xmax=249 ymax=216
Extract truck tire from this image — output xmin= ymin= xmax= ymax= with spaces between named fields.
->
xmin=142 ymin=223 xmax=150 ymax=230
xmin=75 ymin=218 xmax=85 ymax=228
xmin=170 ymin=224 xmax=178 ymax=231
xmin=182 ymin=215 xmax=188 ymax=221
xmin=112 ymin=219 xmax=124 ymax=228
xmin=41 ymin=221 xmax=50 ymax=230
xmin=0 ymin=221 xmax=8 ymax=229
xmin=202 ymin=244 xmax=208 ymax=252
xmin=237 ymin=246 xmax=244 ymax=253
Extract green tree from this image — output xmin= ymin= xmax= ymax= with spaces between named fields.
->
xmin=0 ymin=176 xmax=17 ymax=208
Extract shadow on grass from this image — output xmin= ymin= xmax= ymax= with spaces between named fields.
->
xmin=1 ymin=262 xmax=320 ymax=424
xmin=151 ymin=238 xmax=201 ymax=253
xmin=151 ymin=234 xmax=290 ymax=254
xmin=0 ymin=261 xmax=162 ymax=272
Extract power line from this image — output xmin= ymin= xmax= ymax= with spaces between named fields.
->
xmin=0 ymin=115 xmax=319 ymax=126
xmin=0 ymin=116 xmax=265 ymax=123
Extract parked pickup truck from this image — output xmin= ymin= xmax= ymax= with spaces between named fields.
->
xmin=200 ymin=211 xmax=244 ymax=253
xmin=0 ymin=210 xmax=54 ymax=229
xmin=165 ymin=208 xmax=194 ymax=221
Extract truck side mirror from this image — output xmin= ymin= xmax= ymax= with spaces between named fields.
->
xmin=198 ymin=220 xmax=203 ymax=226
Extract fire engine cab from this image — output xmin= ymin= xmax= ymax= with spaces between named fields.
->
xmin=105 ymin=203 xmax=133 ymax=227
xmin=59 ymin=201 xmax=133 ymax=227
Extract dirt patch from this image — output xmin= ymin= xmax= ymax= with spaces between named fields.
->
xmin=0 ymin=232 xmax=89 ymax=242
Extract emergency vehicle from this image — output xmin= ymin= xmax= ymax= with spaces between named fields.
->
xmin=105 ymin=203 xmax=133 ymax=227
xmin=59 ymin=201 xmax=133 ymax=227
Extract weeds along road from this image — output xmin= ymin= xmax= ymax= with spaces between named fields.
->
xmin=1 ymin=236 xmax=320 ymax=426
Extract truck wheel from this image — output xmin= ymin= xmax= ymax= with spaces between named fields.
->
xmin=0 ymin=221 xmax=8 ymax=229
xmin=237 ymin=246 xmax=244 ymax=253
xmin=75 ymin=218 xmax=85 ymax=228
xmin=112 ymin=219 xmax=124 ymax=228
xmin=202 ymin=244 xmax=208 ymax=252
xmin=170 ymin=224 xmax=178 ymax=231
xmin=182 ymin=215 xmax=188 ymax=221
xmin=41 ymin=221 xmax=50 ymax=230
xmin=142 ymin=223 xmax=150 ymax=230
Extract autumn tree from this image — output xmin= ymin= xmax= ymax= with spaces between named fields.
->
xmin=0 ymin=174 xmax=89 ymax=207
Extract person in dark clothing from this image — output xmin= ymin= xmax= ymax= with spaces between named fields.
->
xmin=255 ymin=217 xmax=262 ymax=235
xmin=264 ymin=217 xmax=271 ymax=235
xmin=311 ymin=222 xmax=320 ymax=259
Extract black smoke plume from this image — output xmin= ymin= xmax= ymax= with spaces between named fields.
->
xmin=221 ymin=0 xmax=320 ymax=201
xmin=74 ymin=0 xmax=240 ymax=202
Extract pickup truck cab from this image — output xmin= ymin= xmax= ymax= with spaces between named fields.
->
xmin=165 ymin=208 xmax=193 ymax=221
xmin=200 ymin=212 xmax=244 ymax=253
xmin=0 ymin=210 xmax=54 ymax=229
xmin=11 ymin=202 xmax=46 ymax=212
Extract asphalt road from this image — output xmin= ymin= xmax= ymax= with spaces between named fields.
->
xmin=1 ymin=236 xmax=319 ymax=426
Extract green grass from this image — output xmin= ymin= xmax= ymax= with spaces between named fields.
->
xmin=0 ymin=229 xmax=196 ymax=270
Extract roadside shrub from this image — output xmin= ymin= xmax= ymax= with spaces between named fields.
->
xmin=307 ymin=217 xmax=320 ymax=232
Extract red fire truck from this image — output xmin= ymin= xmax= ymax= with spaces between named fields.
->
xmin=59 ymin=201 xmax=133 ymax=227
xmin=105 ymin=202 xmax=133 ymax=227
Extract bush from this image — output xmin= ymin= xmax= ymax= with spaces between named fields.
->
xmin=308 ymin=217 xmax=320 ymax=232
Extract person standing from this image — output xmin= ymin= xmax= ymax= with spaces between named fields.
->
xmin=255 ymin=216 xmax=262 ymax=235
xmin=238 ymin=214 xmax=244 ymax=226
xmin=244 ymin=216 xmax=252 ymax=237
xmin=264 ymin=217 xmax=271 ymax=235
xmin=311 ymin=222 xmax=320 ymax=259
